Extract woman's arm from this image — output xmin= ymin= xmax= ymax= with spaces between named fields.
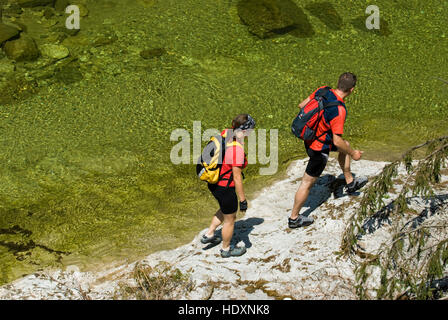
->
xmin=232 ymin=166 xmax=246 ymax=202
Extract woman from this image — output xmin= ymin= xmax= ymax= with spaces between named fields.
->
xmin=201 ymin=114 xmax=255 ymax=258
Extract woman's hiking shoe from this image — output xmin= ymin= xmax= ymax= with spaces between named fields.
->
xmin=288 ymin=214 xmax=314 ymax=228
xmin=220 ymin=245 xmax=246 ymax=258
xmin=346 ymin=176 xmax=368 ymax=194
xmin=200 ymin=234 xmax=221 ymax=245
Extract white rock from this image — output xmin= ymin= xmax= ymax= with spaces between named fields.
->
xmin=65 ymin=265 xmax=80 ymax=273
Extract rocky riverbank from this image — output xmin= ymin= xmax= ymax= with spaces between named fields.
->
xmin=1 ymin=157 xmax=446 ymax=300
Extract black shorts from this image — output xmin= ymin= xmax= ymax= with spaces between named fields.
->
xmin=208 ymin=184 xmax=238 ymax=214
xmin=305 ymin=147 xmax=330 ymax=178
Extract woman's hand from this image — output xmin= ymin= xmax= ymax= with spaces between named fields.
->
xmin=239 ymin=199 xmax=248 ymax=212
xmin=232 ymin=166 xmax=246 ymax=205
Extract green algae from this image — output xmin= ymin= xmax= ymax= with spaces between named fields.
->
xmin=0 ymin=0 xmax=447 ymax=284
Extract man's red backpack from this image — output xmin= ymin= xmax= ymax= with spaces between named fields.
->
xmin=291 ymin=86 xmax=342 ymax=143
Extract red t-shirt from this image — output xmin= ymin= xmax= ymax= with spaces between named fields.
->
xmin=305 ymin=86 xmax=347 ymax=152
xmin=218 ymin=129 xmax=247 ymax=188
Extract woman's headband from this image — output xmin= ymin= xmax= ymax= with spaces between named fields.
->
xmin=238 ymin=115 xmax=256 ymax=130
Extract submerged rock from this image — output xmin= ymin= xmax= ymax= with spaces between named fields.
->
xmin=42 ymin=31 xmax=67 ymax=44
xmin=92 ymin=31 xmax=118 ymax=47
xmin=55 ymin=25 xmax=80 ymax=37
xmin=4 ymin=34 xmax=40 ymax=61
xmin=140 ymin=48 xmax=166 ymax=59
xmin=2 ymin=3 xmax=24 ymax=17
xmin=305 ymin=2 xmax=343 ymax=31
xmin=0 ymin=59 xmax=16 ymax=76
xmin=43 ymin=6 xmax=54 ymax=19
xmin=54 ymin=59 xmax=83 ymax=84
xmin=15 ymin=0 xmax=54 ymax=8
xmin=237 ymin=0 xmax=314 ymax=38
xmin=39 ymin=43 xmax=69 ymax=60
xmin=77 ymin=3 xmax=89 ymax=17
xmin=54 ymin=0 xmax=69 ymax=12
xmin=0 ymin=23 xmax=20 ymax=45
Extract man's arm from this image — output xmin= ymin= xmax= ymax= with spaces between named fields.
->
xmin=333 ymin=134 xmax=363 ymax=160
xmin=298 ymin=97 xmax=311 ymax=109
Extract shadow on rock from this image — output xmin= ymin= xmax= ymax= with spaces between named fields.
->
xmin=237 ymin=0 xmax=314 ymax=39
xmin=300 ymin=173 xmax=363 ymax=217
xmin=232 ymin=217 xmax=264 ymax=248
xmin=202 ymin=217 xmax=264 ymax=250
xmin=305 ymin=1 xmax=343 ymax=31
xmin=55 ymin=59 xmax=83 ymax=85
xmin=301 ymin=174 xmax=335 ymax=217
xmin=362 ymin=194 xmax=448 ymax=234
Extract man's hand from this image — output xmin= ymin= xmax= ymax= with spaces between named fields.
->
xmin=333 ymin=134 xmax=363 ymax=160
xmin=351 ymin=150 xmax=363 ymax=161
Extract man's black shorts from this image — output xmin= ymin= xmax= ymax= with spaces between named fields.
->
xmin=208 ymin=184 xmax=238 ymax=214
xmin=305 ymin=147 xmax=331 ymax=178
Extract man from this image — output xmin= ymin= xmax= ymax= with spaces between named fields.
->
xmin=289 ymin=72 xmax=368 ymax=228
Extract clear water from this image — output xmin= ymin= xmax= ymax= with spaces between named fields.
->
xmin=0 ymin=0 xmax=447 ymax=284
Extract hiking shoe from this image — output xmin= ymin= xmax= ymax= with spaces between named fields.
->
xmin=346 ymin=176 xmax=369 ymax=194
xmin=200 ymin=234 xmax=221 ymax=245
xmin=288 ymin=214 xmax=314 ymax=228
xmin=220 ymin=245 xmax=246 ymax=258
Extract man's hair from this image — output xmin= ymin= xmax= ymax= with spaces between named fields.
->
xmin=337 ymin=72 xmax=357 ymax=93
xmin=231 ymin=114 xmax=249 ymax=129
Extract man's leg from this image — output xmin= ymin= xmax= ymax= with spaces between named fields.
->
xmin=288 ymin=148 xmax=328 ymax=228
xmin=337 ymin=141 xmax=369 ymax=193
xmin=337 ymin=141 xmax=354 ymax=185
xmin=290 ymin=172 xmax=318 ymax=220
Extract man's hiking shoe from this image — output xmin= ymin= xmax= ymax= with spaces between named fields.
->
xmin=200 ymin=234 xmax=221 ymax=245
xmin=288 ymin=215 xmax=314 ymax=228
xmin=346 ymin=176 xmax=369 ymax=194
xmin=220 ymin=245 xmax=246 ymax=258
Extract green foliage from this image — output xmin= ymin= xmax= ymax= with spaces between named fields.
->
xmin=341 ymin=136 xmax=448 ymax=299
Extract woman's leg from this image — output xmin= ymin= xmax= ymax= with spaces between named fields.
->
xmin=221 ymin=212 xmax=237 ymax=250
xmin=205 ymin=209 xmax=224 ymax=238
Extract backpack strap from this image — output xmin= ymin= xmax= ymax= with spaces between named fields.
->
xmin=226 ymin=140 xmax=244 ymax=149
xmin=324 ymin=101 xmax=343 ymax=108
xmin=304 ymin=87 xmax=347 ymax=144
xmin=315 ymin=86 xmax=331 ymax=99
xmin=218 ymin=168 xmax=233 ymax=180
xmin=313 ymin=99 xmax=345 ymax=144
